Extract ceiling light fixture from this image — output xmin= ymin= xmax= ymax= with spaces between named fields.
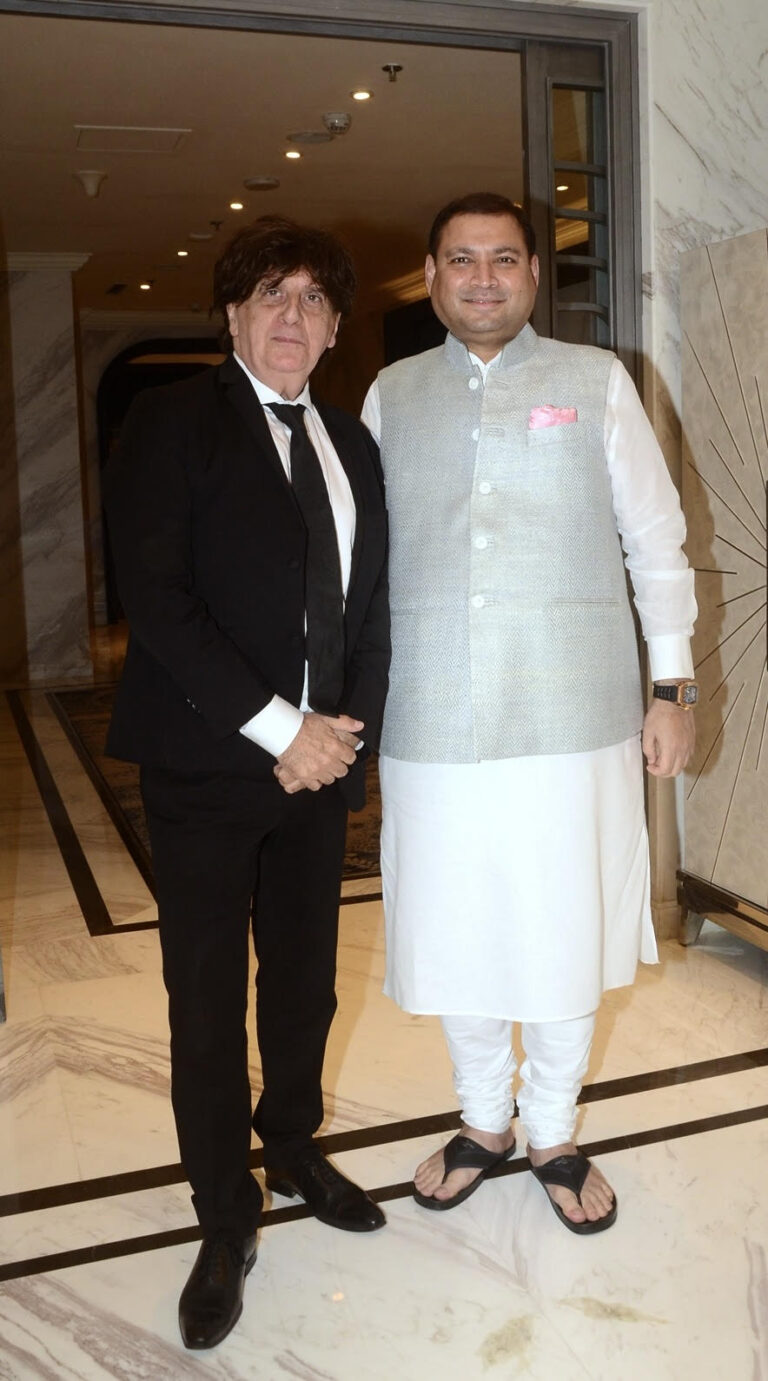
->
xmin=285 ymin=150 xmax=301 ymax=160
xmin=381 ymin=64 xmax=403 ymax=83
xmin=177 ymin=249 xmax=189 ymax=257
xmin=351 ymin=89 xmax=372 ymax=101
xmin=139 ymin=282 xmax=151 ymax=291
xmin=322 ymin=112 xmax=352 ymax=136
xmin=556 ymin=184 xmax=569 ymax=192
xmin=74 ymin=169 xmax=107 ymax=198
xmin=230 ymin=201 xmax=244 ymax=211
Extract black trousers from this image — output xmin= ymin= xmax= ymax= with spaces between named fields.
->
xmin=141 ymin=767 xmax=348 ymax=1238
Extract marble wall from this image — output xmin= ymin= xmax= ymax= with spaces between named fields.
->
xmin=680 ymin=228 xmax=767 ymax=910
xmin=632 ymin=0 xmax=767 ymax=924
xmin=0 ymin=258 xmax=92 ymax=685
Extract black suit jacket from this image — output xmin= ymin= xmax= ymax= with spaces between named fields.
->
xmin=103 ymin=354 xmax=389 ymax=810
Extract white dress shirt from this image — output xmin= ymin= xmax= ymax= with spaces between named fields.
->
xmin=235 ymin=353 xmax=356 ymax=757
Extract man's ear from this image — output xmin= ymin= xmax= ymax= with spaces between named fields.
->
xmin=326 ymin=313 xmax=341 ymax=352
xmin=530 ymin=254 xmax=540 ymax=289
xmin=424 ymin=255 xmax=436 ymax=294
xmin=226 ymin=304 xmax=238 ymax=337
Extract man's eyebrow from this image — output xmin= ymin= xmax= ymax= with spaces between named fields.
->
xmin=443 ymin=244 xmax=521 ymax=255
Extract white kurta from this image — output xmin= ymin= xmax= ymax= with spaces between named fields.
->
xmin=362 ymin=357 xmax=696 ymax=1023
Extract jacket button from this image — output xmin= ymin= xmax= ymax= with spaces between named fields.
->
xmin=289 ymin=634 xmax=303 ymax=649
xmin=288 ymin=557 xmax=300 ymax=571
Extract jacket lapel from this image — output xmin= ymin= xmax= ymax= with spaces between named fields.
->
xmin=216 ymin=353 xmax=292 ymax=494
xmin=218 ymin=362 xmax=366 ymax=593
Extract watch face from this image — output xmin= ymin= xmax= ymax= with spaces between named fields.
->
xmin=681 ymin=684 xmax=698 ymax=705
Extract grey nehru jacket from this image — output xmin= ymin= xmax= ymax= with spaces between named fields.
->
xmin=377 ymin=324 xmax=644 ymax=763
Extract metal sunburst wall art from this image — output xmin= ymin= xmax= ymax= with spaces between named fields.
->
xmin=679 ymin=227 xmax=768 ymax=950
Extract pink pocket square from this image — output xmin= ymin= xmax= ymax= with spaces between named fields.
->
xmin=528 ymin=405 xmax=578 ymax=430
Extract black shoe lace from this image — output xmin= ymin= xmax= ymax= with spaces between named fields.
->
xmin=197 ymin=1236 xmax=239 ymax=1287
xmin=310 ymin=1155 xmax=341 ymax=1188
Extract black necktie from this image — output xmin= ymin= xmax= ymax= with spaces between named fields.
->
xmin=267 ymin=402 xmax=346 ymax=714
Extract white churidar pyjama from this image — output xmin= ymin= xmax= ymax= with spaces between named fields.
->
xmin=442 ymin=1012 xmax=596 ymax=1146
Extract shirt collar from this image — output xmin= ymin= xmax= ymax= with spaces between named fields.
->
xmin=469 ymin=350 xmax=500 ymax=382
xmin=233 ymin=351 xmax=313 ymax=409
xmin=444 ymin=322 xmax=538 ymax=375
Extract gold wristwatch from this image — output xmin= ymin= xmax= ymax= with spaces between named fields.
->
xmin=652 ymin=680 xmax=698 ymax=709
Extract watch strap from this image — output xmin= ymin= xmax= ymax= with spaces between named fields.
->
xmin=653 ymin=681 xmax=698 ymax=707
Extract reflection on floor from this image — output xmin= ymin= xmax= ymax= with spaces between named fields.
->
xmin=1 ymin=684 xmax=767 ymax=1380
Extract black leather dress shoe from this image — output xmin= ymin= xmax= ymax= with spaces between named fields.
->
xmin=178 ymin=1232 xmax=258 ymax=1350
xmin=265 ymin=1147 xmax=385 ymax=1232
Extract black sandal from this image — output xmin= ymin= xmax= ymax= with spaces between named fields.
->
xmin=412 ymin=1133 xmax=516 ymax=1211
xmin=529 ymin=1150 xmax=617 ymax=1234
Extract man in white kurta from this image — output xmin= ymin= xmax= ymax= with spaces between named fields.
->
xmin=362 ymin=193 xmax=697 ymax=1232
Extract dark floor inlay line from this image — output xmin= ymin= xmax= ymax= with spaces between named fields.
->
xmin=46 ymin=689 xmax=156 ymax=897
xmin=0 ymin=1112 xmax=463 ymax=1219
xmin=0 ymin=1226 xmax=202 ymax=1283
xmin=2 ymin=1102 xmax=767 ymax=1283
xmin=5 ymin=690 xmax=114 ymax=937
xmin=3 ymin=1048 xmax=767 ymax=1220
xmin=577 ymin=1044 xmax=768 ymax=1103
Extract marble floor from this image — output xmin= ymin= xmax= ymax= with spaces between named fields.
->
xmin=1 ymin=683 xmax=767 ymax=1379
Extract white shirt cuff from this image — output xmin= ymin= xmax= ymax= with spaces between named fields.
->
xmin=647 ymin=635 xmax=695 ymax=682
xmin=239 ymin=696 xmax=304 ymax=758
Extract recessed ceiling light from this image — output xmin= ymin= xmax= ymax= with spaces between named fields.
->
xmin=230 ymin=201 xmax=244 ymax=211
xmin=556 ymin=184 xmax=569 ymax=192
xmin=188 ymin=231 xmax=214 ymax=241
xmin=351 ymin=89 xmax=372 ymax=101
xmin=177 ymin=249 xmax=189 ymax=257
xmin=139 ymin=283 xmax=151 ymax=291
xmin=285 ymin=150 xmax=301 ymax=160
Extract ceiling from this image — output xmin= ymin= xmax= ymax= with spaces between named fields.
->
xmin=0 ymin=13 xmax=523 ymax=315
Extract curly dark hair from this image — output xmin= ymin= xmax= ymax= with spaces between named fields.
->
xmin=428 ymin=193 xmax=536 ymax=260
xmin=212 ymin=215 xmax=357 ymax=338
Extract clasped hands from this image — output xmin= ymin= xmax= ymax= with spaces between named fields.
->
xmin=274 ymin=712 xmax=363 ymax=794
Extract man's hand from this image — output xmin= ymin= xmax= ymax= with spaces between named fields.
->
xmin=642 ymin=700 xmax=695 ymax=777
xmin=274 ymin=712 xmax=363 ymax=794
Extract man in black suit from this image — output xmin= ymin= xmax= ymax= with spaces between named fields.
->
xmin=104 ymin=216 xmax=389 ymax=1350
